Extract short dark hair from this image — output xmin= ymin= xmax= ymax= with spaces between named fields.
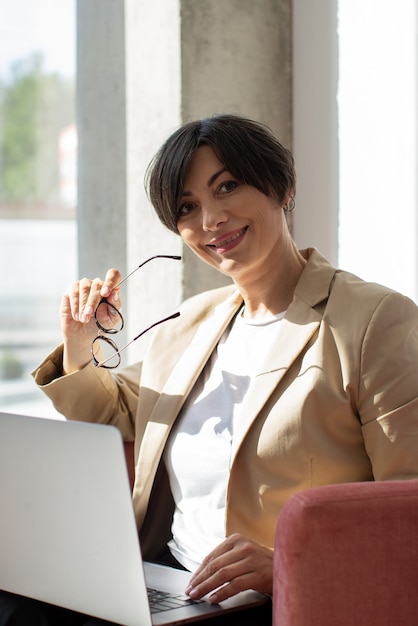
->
xmin=146 ymin=114 xmax=296 ymax=234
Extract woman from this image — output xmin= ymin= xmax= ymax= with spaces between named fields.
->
xmin=6 ymin=114 xmax=418 ymax=623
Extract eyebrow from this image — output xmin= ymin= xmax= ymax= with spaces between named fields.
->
xmin=208 ymin=167 xmax=227 ymax=187
xmin=181 ymin=167 xmax=228 ymax=197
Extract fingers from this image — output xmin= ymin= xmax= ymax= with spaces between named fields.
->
xmin=101 ymin=268 xmax=122 ymax=300
xmin=186 ymin=534 xmax=273 ymax=604
xmin=67 ymin=277 xmax=102 ymax=323
xmin=65 ymin=268 xmax=122 ymax=325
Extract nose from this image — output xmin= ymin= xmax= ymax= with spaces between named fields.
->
xmin=201 ymin=200 xmax=228 ymax=231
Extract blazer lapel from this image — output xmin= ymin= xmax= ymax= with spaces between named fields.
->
xmin=230 ymin=300 xmax=321 ymax=461
xmin=152 ymin=289 xmax=242 ymax=411
xmin=135 ymin=289 xmax=243 ymax=503
xmin=231 ymin=248 xmax=337 ymax=462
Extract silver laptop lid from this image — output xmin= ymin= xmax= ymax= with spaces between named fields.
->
xmin=0 ymin=412 xmax=152 ymax=626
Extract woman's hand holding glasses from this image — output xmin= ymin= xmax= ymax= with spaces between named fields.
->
xmin=61 ymin=267 xmax=124 ymax=375
xmin=60 ymin=256 xmax=181 ymax=374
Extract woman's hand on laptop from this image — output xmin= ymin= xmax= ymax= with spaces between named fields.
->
xmin=185 ymin=533 xmax=273 ymax=604
xmin=60 ymin=268 xmax=123 ymax=374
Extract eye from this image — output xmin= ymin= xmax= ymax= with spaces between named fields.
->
xmin=218 ymin=180 xmax=240 ymax=194
xmin=177 ymin=201 xmax=198 ymax=219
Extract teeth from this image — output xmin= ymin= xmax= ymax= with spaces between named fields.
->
xmin=213 ymin=228 xmax=246 ymax=248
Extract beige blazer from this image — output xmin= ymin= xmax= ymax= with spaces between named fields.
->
xmin=34 ymin=249 xmax=418 ymax=558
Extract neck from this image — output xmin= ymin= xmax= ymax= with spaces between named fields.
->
xmin=237 ymin=244 xmax=307 ymax=321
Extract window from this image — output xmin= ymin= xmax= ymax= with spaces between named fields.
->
xmin=0 ymin=0 xmax=76 ymax=416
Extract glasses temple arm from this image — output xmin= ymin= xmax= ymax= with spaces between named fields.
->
xmin=114 ymin=255 xmax=182 ymax=290
xmin=131 ymin=311 xmax=180 ymax=342
xmin=98 ymin=311 xmax=181 ymax=367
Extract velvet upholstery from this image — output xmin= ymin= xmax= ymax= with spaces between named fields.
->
xmin=273 ymin=480 xmax=418 ymax=626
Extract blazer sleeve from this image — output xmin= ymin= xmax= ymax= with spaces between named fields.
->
xmin=32 ymin=344 xmax=140 ymax=441
xmin=359 ymin=292 xmax=418 ymax=479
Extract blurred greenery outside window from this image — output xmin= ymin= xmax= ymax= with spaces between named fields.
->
xmin=1 ymin=53 xmax=75 ymax=205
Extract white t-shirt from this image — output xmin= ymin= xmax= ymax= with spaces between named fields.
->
xmin=163 ymin=308 xmax=285 ymax=571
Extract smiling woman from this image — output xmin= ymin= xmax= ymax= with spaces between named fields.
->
xmin=23 ymin=113 xmax=418 ymax=625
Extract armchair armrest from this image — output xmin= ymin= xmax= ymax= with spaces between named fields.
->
xmin=273 ymin=480 xmax=418 ymax=626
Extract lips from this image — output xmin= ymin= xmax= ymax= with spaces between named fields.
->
xmin=207 ymin=227 xmax=248 ymax=250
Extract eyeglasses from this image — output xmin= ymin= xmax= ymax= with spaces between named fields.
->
xmin=91 ymin=255 xmax=181 ymax=368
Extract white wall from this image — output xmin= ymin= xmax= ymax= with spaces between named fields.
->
xmin=338 ymin=0 xmax=417 ymax=302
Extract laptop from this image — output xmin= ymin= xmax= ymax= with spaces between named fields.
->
xmin=0 ymin=411 xmax=268 ymax=625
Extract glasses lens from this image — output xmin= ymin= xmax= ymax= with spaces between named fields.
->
xmin=91 ymin=336 xmax=121 ymax=369
xmin=95 ymin=300 xmax=124 ymax=333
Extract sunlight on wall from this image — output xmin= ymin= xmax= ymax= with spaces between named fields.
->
xmin=338 ymin=0 xmax=417 ymax=301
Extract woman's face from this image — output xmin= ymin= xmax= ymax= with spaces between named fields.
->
xmin=176 ymin=145 xmax=291 ymax=285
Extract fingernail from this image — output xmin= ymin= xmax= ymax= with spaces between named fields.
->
xmin=84 ymin=305 xmax=94 ymax=317
xmin=101 ymin=286 xmax=111 ymax=297
xmin=185 ymin=585 xmax=192 ymax=595
xmin=209 ymin=593 xmax=219 ymax=605
xmin=81 ymin=307 xmax=93 ymax=323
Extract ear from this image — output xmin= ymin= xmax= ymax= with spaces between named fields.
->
xmin=283 ymin=195 xmax=295 ymax=213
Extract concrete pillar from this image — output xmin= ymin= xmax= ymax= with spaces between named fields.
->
xmin=292 ymin=0 xmax=339 ymax=263
xmin=124 ymin=0 xmax=183 ymax=361
xmin=77 ymin=0 xmax=127 ymax=280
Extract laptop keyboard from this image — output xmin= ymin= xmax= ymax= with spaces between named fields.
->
xmin=147 ymin=587 xmax=204 ymax=614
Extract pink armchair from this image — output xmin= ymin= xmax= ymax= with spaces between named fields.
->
xmin=273 ymin=479 xmax=418 ymax=626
